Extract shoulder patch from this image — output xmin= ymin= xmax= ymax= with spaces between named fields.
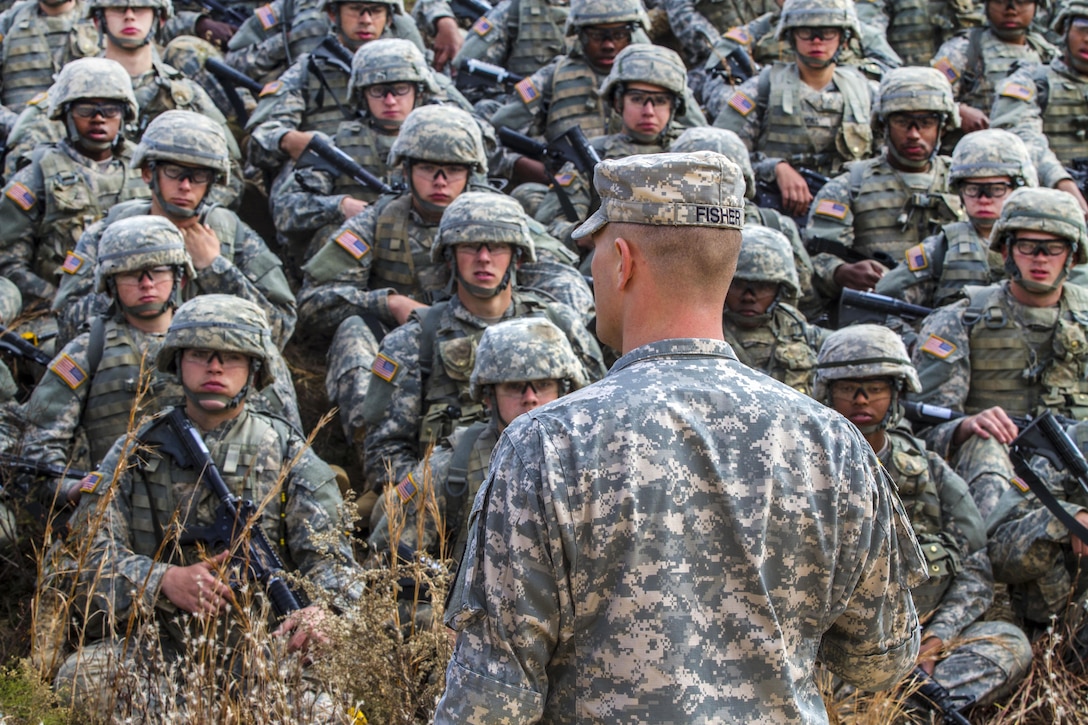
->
xmin=814 ymin=199 xmax=848 ymax=219
xmin=553 ymin=171 xmax=574 ymax=187
xmin=371 ymin=353 xmax=399 ymax=382
xmin=50 ymin=353 xmax=87 ymax=389
xmin=259 ymin=80 xmax=284 ymax=97
xmin=335 ymin=229 xmax=370 ymax=260
xmin=396 ymin=472 xmax=418 ymax=503
xmin=60 ymin=251 xmax=85 ymax=275
xmin=515 ymin=77 xmax=539 ymax=105
xmin=256 ymin=4 xmax=278 ymax=30
xmin=5 ymin=181 xmax=36 ymax=211
xmin=1010 ymin=475 xmax=1030 ymax=493
xmin=26 ymin=91 xmax=47 ymax=107
xmin=932 ymin=57 xmax=959 ymax=83
xmin=1000 ymin=82 xmax=1034 ymax=101
xmin=724 ymin=26 xmax=751 ymax=44
xmin=79 ymin=471 xmax=103 ymax=494
xmin=920 ymin=334 xmax=956 ymax=359
xmin=906 ymin=243 xmax=928 ymax=272
xmin=472 ymin=16 xmax=493 ymax=36
xmin=727 ymin=90 xmax=755 ymax=116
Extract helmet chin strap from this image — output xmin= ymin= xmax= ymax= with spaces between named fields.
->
xmin=66 ymin=113 xmax=118 ymax=153
xmin=447 ymin=248 xmax=518 ymax=298
xmin=108 ymin=272 xmax=181 ymax=318
xmin=149 ymin=164 xmax=205 ymax=220
xmin=178 ymin=353 xmax=257 ymax=411
xmin=1004 ymin=247 xmax=1069 ymax=294
xmin=885 ymin=129 xmax=937 ymax=171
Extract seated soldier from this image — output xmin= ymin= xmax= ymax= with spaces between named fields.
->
xmin=50 ymin=294 xmax=359 ymax=716
xmin=816 ymin=324 xmax=1031 ymax=712
xmin=0 ymin=277 xmax=27 ymax=545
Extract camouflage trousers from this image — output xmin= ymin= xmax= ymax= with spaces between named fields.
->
xmin=930 ymin=620 xmax=1032 ymax=707
xmin=325 ymin=315 xmax=379 ymax=443
xmin=951 ymin=435 xmax=1015 ymax=522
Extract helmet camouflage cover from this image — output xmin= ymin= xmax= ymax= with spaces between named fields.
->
xmin=388 ymin=105 xmax=487 ymax=172
xmin=990 ymin=187 xmax=1088 ymax=264
xmin=130 ymin=110 xmax=231 ymax=180
xmin=86 ymin=0 xmax=173 ymax=18
xmin=734 ymin=226 xmax=801 ymax=299
xmin=48 ymin=57 xmax=139 ymax=122
xmin=322 ymin=0 xmax=403 ymax=11
xmin=157 ymin=294 xmax=274 ymax=389
xmin=669 ymin=127 xmax=755 ymax=200
xmin=95 ymin=215 xmax=195 ymax=293
xmin=599 ymin=44 xmax=688 ymax=114
xmin=565 ymin=0 xmax=650 ymax=34
xmin=874 ymin=66 xmax=959 ymax=129
xmin=813 ymin=323 xmax=922 ymax=401
xmin=432 ymin=192 xmax=537 ymax=262
xmin=776 ymin=0 xmax=861 ymax=40
xmin=350 ymin=38 xmax=439 ymax=98
xmin=469 ymin=317 xmax=586 ymax=401
xmin=1053 ymin=0 xmax=1088 ymax=33
xmin=949 ymin=129 xmax=1038 ymax=187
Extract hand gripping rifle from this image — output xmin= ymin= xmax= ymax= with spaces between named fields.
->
xmin=296 ymin=133 xmax=396 ymax=195
xmin=837 ymin=289 xmax=933 ymax=328
xmin=904 ymin=667 xmax=973 ymax=725
xmin=498 ymin=125 xmax=601 ymax=222
xmin=901 ymin=400 xmax=1076 ymax=434
xmin=144 ymin=407 xmax=303 ymax=618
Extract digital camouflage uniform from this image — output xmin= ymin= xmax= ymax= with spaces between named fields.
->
xmin=0 ymin=58 xmax=147 ymax=308
xmin=51 ymin=294 xmax=359 ymax=715
xmin=712 ymin=0 xmax=875 ymax=184
xmin=910 ymin=188 xmax=1088 ymax=519
xmin=724 ymin=225 xmax=827 ymax=397
xmin=436 ymin=152 xmax=924 ymax=723
xmin=875 ymin=128 xmax=1038 ymax=308
xmin=360 ymin=191 xmax=606 ymax=492
xmin=0 ymin=277 xmax=27 ymax=545
xmin=805 ymin=67 xmax=963 ymax=299
xmin=663 ymin=0 xmax=777 ymax=67
xmin=854 ymin=0 xmax=980 ymax=66
xmin=815 ymin=324 xmax=1030 ymax=708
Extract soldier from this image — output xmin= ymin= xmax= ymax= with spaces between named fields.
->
xmin=360 ymin=191 xmax=606 ymax=501
xmin=19 ymin=216 xmax=190 ymax=509
xmin=713 ymin=0 xmax=874 ymax=219
xmin=990 ymin=0 xmax=1088 ymax=212
xmin=876 ymin=129 xmax=1038 ymax=308
xmin=0 ymin=277 xmax=27 ymax=545
xmin=663 ymin=0 xmax=778 ymax=68
xmin=910 ymin=187 xmax=1088 ymax=519
xmin=854 ymin=0 xmax=980 ymax=66
xmin=435 ymin=151 xmax=923 ymax=721
xmin=51 ymin=294 xmax=359 ymax=715
xmin=805 ymin=67 xmax=963 ymax=300
xmin=724 ymin=225 xmax=827 ymax=396
xmin=815 ymin=324 xmax=1031 ymax=711
xmin=0 ymin=58 xmax=147 ymax=310
xmin=930 ymin=0 xmax=1057 ymax=136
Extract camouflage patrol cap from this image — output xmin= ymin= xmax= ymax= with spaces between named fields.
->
xmin=87 ymin=0 xmax=173 ymax=18
xmin=130 ymin=110 xmax=231 ymax=181
xmin=157 ymin=294 xmax=274 ymax=390
xmin=350 ymin=38 xmax=439 ymax=98
xmin=669 ymin=127 xmax=755 ymax=201
xmin=565 ymin=0 xmax=650 ymax=34
xmin=990 ymin=187 xmax=1088 ymax=264
xmin=388 ymin=106 xmax=487 ymax=172
xmin=469 ymin=317 xmax=586 ymax=402
xmin=95 ymin=216 xmax=195 ymax=293
xmin=949 ymin=129 xmax=1037 ymax=187
xmin=571 ymin=151 xmax=745 ymax=240
xmin=813 ymin=323 xmax=921 ymax=400
xmin=0 ymin=278 xmax=21 ymax=325
xmin=1053 ymin=0 xmax=1088 ymax=33
xmin=874 ymin=67 xmax=959 ymax=129
xmin=432 ymin=192 xmax=536 ymax=262
xmin=734 ymin=226 xmax=801 ymax=298
xmin=599 ymin=45 xmax=688 ymax=114
xmin=47 ymin=58 xmax=139 ymax=122
xmin=776 ymin=0 xmax=861 ymax=40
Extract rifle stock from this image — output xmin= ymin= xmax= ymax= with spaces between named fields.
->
xmin=837 ymin=288 xmax=932 ymax=327
xmin=297 ymin=134 xmax=395 ymax=195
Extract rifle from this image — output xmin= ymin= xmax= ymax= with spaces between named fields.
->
xmin=0 ymin=326 xmax=51 ymax=367
xmin=450 ymin=0 xmax=492 ymax=24
xmin=837 ymin=288 xmax=932 ymax=328
xmin=498 ymin=125 xmax=601 ymax=222
xmin=706 ymin=44 xmax=757 ymax=85
xmin=754 ymin=167 xmax=830 ymax=227
xmin=455 ymin=58 xmax=524 ymax=94
xmin=1067 ymin=158 xmax=1088 ymax=198
xmin=204 ymin=57 xmax=262 ymax=124
xmin=901 ymin=400 xmax=1077 ymax=432
xmin=197 ymin=0 xmax=249 ymax=27
xmin=904 ymin=667 xmax=973 ymax=725
xmin=806 ymin=236 xmax=899 ymax=270
xmin=0 ymin=455 xmax=87 ymax=485
xmin=296 ymin=133 xmax=396 ymax=195
xmin=144 ymin=407 xmax=303 ymax=618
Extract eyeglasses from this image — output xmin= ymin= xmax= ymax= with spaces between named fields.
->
xmin=180 ymin=348 xmax=251 ymax=370
xmin=411 ymin=162 xmax=470 ymax=181
xmin=343 ymin=3 xmax=388 ymax=16
xmin=986 ymin=0 xmax=1036 ymax=7
xmin=623 ymin=90 xmax=674 ymax=109
xmin=364 ymin=82 xmax=415 ymax=99
xmin=887 ymin=113 xmax=942 ymax=132
xmin=455 ymin=242 xmax=513 ymax=256
xmin=1011 ymin=238 xmax=1070 ymax=257
xmin=70 ymin=101 xmax=125 ymax=119
xmin=496 ymin=379 xmax=560 ymax=397
xmin=580 ymin=25 xmax=633 ymax=44
xmin=829 ymin=379 xmax=894 ymax=402
xmin=1070 ymin=17 xmax=1088 ymax=34
xmin=960 ymin=181 xmax=1013 ymax=199
xmin=114 ymin=266 xmax=175 ymax=286
xmin=792 ymin=27 xmax=842 ymax=41
xmin=732 ymin=280 xmax=779 ymax=297
xmin=157 ymin=163 xmax=216 ymax=185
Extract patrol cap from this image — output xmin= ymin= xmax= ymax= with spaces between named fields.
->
xmin=571 ymin=151 xmax=745 ymax=240
xmin=990 ymin=187 xmax=1088 ymax=264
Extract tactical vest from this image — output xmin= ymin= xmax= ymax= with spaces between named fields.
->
xmin=546 ymin=55 xmax=609 ymax=141
xmin=131 ymin=60 xmax=205 ymax=140
xmin=962 ymin=283 xmax=1088 ymax=419
xmin=1031 ymin=61 xmax=1088 ymax=167
xmin=959 ymin=27 xmax=1054 ymax=112
xmin=724 ymin=303 xmax=819 ymax=395
xmin=0 ymin=1 xmax=98 ymax=110
xmin=443 ymin=420 xmax=498 ymax=566
xmin=301 ymin=44 xmax=355 ymax=137
xmin=931 ymin=221 xmax=1000 ymax=307
xmin=371 ymin=194 xmax=441 ymax=295
xmin=507 ymin=0 xmax=568 ymax=76
xmin=882 ymin=428 xmax=959 ymax=617
xmin=592 ymin=133 xmax=668 ymax=160
xmin=846 ymin=155 xmax=961 ymax=264
xmin=757 ymin=62 xmax=872 ymax=176
xmin=887 ymin=0 xmax=958 ymax=66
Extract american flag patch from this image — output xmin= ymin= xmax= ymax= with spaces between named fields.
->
xmin=51 ymin=353 xmax=87 ymax=389
xmin=396 ymin=472 xmax=417 ymax=503
xmin=256 ymin=3 xmax=277 ymax=29
xmin=554 ymin=172 xmax=574 ymax=187
xmin=335 ymin=230 xmax=370 ymax=260
xmin=724 ymin=26 xmax=751 ymax=43
xmin=27 ymin=90 xmax=47 ymax=106
xmin=5 ymin=182 xmax=36 ymax=211
xmin=259 ymin=80 xmax=283 ymax=97
xmin=933 ymin=57 xmax=959 ymax=83
xmin=814 ymin=199 xmax=848 ymax=219
xmin=920 ymin=334 xmax=956 ymax=359
xmin=372 ymin=353 xmax=398 ymax=382
xmin=79 ymin=472 xmax=103 ymax=494
xmin=727 ymin=91 xmax=754 ymax=115
xmin=60 ymin=251 xmax=85 ymax=274
xmin=906 ymin=244 xmax=927 ymax=272
xmin=1010 ymin=475 xmax=1030 ymax=494
xmin=1000 ymin=82 xmax=1033 ymax=101
xmin=472 ymin=16 xmax=493 ymax=36
xmin=516 ymin=78 xmax=539 ymax=104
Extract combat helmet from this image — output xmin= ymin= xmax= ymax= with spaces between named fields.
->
xmin=874 ymin=67 xmax=960 ymax=131
xmin=433 ymin=192 xmax=536 ymax=297
xmin=991 ymin=188 xmax=1087 ymax=293
xmin=350 ymin=38 xmax=439 ymax=101
xmin=776 ymin=0 xmax=861 ymax=40
xmin=670 ymin=127 xmax=755 ymax=200
xmin=88 ymin=0 xmax=173 ymax=48
xmin=949 ymin=129 xmax=1037 ymax=188
xmin=599 ymin=44 xmax=688 ymax=116
xmin=814 ymin=323 xmax=921 ymax=432
xmin=733 ymin=226 xmax=801 ymax=300
xmin=470 ymin=317 xmax=586 ymax=403
xmin=322 ymin=0 xmax=403 ymax=12
xmin=0 ymin=278 xmax=20 ymax=327
xmin=131 ymin=110 xmax=231 ymax=219
xmin=48 ymin=58 xmax=139 ymax=123
xmin=1053 ymin=0 xmax=1088 ymax=34
xmin=388 ymin=105 xmax=487 ymax=172
xmin=565 ymin=0 xmax=650 ymax=34
xmin=157 ymin=294 xmax=275 ymax=411
xmin=95 ymin=216 xmax=194 ymax=319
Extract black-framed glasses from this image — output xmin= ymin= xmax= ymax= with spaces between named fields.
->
xmin=455 ymin=242 xmax=513 ymax=256
xmin=495 ymin=379 xmax=560 ymax=397
xmin=411 ymin=162 xmax=470 ymax=181
xmin=343 ymin=3 xmax=389 ymax=17
xmin=887 ymin=113 xmax=942 ymax=132
xmin=364 ymin=82 xmax=415 ymax=99
xmin=580 ymin=25 xmax=633 ymax=43
xmin=180 ymin=348 xmax=251 ymax=369
xmin=157 ymin=163 xmax=216 ymax=185
xmin=829 ymin=379 xmax=894 ymax=401
xmin=114 ymin=266 xmax=174 ymax=286
xmin=792 ymin=27 xmax=842 ymax=41
xmin=960 ymin=181 xmax=1013 ymax=199
xmin=1011 ymin=239 xmax=1070 ymax=257
xmin=623 ymin=90 xmax=674 ymax=108
xmin=70 ymin=101 xmax=125 ymax=119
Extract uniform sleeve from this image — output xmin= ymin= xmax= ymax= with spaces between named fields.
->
xmin=804 ymin=171 xmax=855 ymax=297
xmin=930 ymin=36 xmax=968 ymax=102
xmin=367 ymin=444 xmax=452 ymax=559
xmin=246 ymin=58 xmax=310 ymax=170
xmin=453 ymin=0 xmax=513 ymax=68
xmin=269 ymin=161 xmax=346 ymax=236
xmin=873 ymin=233 xmax=943 ymax=307
xmin=909 ymin=301 xmax=972 ymax=456
xmin=0 ymin=162 xmax=52 ymax=305
xmin=664 ymin=0 xmax=722 ymax=63
xmin=990 ymin=70 xmax=1072 ymax=189
xmin=488 ymin=61 xmax=558 ymax=137
xmin=712 ymin=73 xmax=762 ymax=154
